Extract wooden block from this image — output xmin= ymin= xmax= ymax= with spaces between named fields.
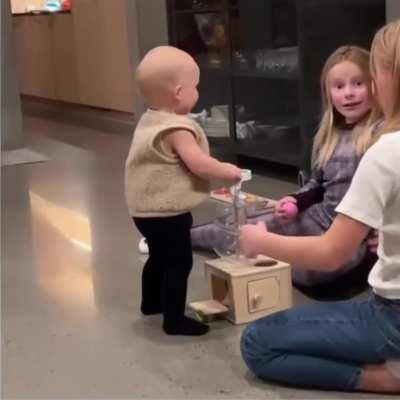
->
xmin=189 ymin=300 xmax=229 ymax=315
xmin=189 ymin=300 xmax=228 ymax=323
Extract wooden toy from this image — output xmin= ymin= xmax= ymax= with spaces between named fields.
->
xmin=190 ymin=255 xmax=292 ymax=325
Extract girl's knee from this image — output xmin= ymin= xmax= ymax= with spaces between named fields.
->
xmin=240 ymin=317 xmax=278 ymax=375
xmin=241 ymin=324 xmax=260 ymax=374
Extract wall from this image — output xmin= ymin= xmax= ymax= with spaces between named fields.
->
xmin=129 ymin=0 xmax=169 ymax=114
xmin=386 ymin=0 xmax=400 ymax=21
xmin=136 ymin=0 xmax=169 ymax=54
xmin=2 ymin=0 xmax=23 ymax=150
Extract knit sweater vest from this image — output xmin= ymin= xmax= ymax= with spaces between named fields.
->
xmin=125 ymin=109 xmax=210 ymax=217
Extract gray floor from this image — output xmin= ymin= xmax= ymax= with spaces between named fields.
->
xmin=2 ymin=115 xmax=378 ymax=399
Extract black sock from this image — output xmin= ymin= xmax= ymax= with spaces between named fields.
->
xmin=163 ymin=316 xmax=209 ymax=336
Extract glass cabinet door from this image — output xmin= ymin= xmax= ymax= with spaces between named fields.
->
xmin=175 ymin=0 xmax=225 ymax=12
xmin=230 ymin=0 xmax=302 ymax=167
xmin=171 ymin=3 xmax=231 ymax=139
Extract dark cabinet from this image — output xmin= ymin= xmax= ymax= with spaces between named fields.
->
xmin=167 ymin=0 xmax=385 ymax=169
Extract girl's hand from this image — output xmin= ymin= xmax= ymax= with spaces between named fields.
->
xmin=275 ymin=196 xmax=298 ymax=219
xmin=239 ymin=221 xmax=268 ymax=258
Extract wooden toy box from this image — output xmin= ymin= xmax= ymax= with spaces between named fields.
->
xmin=190 ymin=256 xmax=292 ymax=325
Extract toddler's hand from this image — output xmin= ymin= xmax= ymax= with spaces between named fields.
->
xmin=275 ymin=196 xmax=298 ymax=219
xmin=239 ymin=221 xmax=268 ymax=258
xmin=222 ymin=163 xmax=242 ymax=182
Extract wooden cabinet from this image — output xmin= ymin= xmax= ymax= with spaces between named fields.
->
xmin=51 ymin=14 xmax=80 ymax=103
xmin=72 ymin=0 xmax=106 ymax=108
xmin=13 ymin=15 xmax=56 ymax=99
xmin=97 ymin=0 xmax=135 ymax=111
xmin=72 ymin=0 xmax=134 ymax=111
xmin=12 ymin=0 xmax=134 ymax=112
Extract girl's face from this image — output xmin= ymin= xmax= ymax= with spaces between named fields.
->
xmin=328 ymin=60 xmax=371 ymax=124
xmin=373 ymin=63 xmax=394 ymax=118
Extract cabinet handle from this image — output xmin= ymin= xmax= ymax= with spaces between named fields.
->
xmin=252 ymin=294 xmax=262 ymax=307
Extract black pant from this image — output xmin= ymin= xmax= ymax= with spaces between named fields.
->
xmin=133 ymin=213 xmax=193 ymax=329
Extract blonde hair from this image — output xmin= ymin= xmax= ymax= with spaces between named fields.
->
xmin=370 ymin=19 xmax=400 ymax=136
xmin=313 ymin=46 xmax=380 ymax=169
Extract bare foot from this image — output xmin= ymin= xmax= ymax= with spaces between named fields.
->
xmin=358 ymin=364 xmax=400 ymax=393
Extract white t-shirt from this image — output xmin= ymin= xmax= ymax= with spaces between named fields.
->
xmin=336 ymin=131 xmax=400 ymax=299
xmin=336 ymin=131 xmax=400 ymax=377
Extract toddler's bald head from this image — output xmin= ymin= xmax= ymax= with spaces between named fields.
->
xmin=136 ymin=46 xmax=199 ymax=110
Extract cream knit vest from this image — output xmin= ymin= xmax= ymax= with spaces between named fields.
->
xmin=125 ymin=109 xmax=210 ymax=217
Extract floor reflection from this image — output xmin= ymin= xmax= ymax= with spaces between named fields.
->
xmin=29 ymin=191 xmax=96 ymax=313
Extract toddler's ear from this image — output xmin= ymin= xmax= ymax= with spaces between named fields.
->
xmin=174 ymin=85 xmax=183 ymax=100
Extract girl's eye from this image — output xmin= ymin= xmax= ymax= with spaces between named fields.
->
xmin=336 ymin=84 xmax=343 ymax=89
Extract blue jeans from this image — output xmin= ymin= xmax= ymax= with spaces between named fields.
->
xmin=241 ymin=294 xmax=400 ymax=391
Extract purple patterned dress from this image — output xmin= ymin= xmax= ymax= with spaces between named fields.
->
xmin=191 ymin=129 xmax=370 ymax=286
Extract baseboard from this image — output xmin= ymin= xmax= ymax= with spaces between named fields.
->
xmin=21 ymin=95 xmax=136 ymax=135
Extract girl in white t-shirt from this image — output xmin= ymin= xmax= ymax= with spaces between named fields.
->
xmin=240 ymin=20 xmax=400 ymax=393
